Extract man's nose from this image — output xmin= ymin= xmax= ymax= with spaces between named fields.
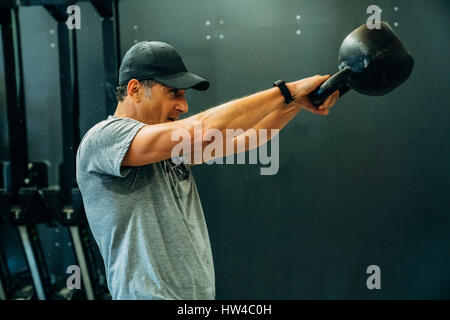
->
xmin=175 ymin=99 xmax=188 ymax=114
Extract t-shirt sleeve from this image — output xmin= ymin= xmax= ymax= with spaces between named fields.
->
xmin=77 ymin=118 xmax=146 ymax=177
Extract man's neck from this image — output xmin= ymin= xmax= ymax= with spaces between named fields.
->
xmin=114 ymin=102 xmax=137 ymax=119
xmin=113 ymin=103 xmax=157 ymax=125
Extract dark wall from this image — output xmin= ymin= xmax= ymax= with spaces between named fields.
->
xmin=0 ymin=0 xmax=449 ymax=299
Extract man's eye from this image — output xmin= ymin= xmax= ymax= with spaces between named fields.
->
xmin=169 ymin=90 xmax=185 ymax=98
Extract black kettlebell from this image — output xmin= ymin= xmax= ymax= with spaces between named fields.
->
xmin=309 ymin=21 xmax=415 ymax=107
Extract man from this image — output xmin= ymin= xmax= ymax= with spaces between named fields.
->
xmin=76 ymin=41 xmax=339 ymax=300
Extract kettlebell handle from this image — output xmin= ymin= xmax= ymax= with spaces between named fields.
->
xmin=309 ymin=67 xmax=352 ymax=107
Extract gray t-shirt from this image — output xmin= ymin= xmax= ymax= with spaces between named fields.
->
xmin=75 ymin=115 xmax=215 ymax=300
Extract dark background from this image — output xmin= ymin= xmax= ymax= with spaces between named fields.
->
xmin=0 ymin=0 xmax=449 ymax=299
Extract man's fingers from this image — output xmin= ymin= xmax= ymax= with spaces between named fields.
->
xmin=319 ymin=90 xmax=339 ymax=109
xmin=316 ymin=75 xmax=330 ymax=86
xmin=327 ymin=90 xmax=339 ymax=105
xmin=309 ymin=75 xmax=331 ymax=92
xmin=297 ymin=74 xmax=331 ymax=97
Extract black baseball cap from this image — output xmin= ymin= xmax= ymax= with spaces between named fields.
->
xmin=118 ymin=41 xmax=209 ymax=91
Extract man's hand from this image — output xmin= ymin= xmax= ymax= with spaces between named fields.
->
xmin=287 ymin=75 xmax=340 ymax=116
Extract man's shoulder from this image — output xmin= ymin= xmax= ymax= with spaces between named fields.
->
xmin=81 ymin=116 xmax=142 ymax=144
xmin=76 ymin=116 xmax=146 ymax=167
xmin=77 ymin=117 xmax=116 ymax=161
xmin=81 ymin=117 xmax=111 ymax=140
xmin=76 ymin=116 xmax=145 ymax=178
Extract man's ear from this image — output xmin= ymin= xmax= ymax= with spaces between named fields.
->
xmin=127 ymin=79 xmax=141 ymax=101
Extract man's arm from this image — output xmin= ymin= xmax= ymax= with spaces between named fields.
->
xmin=198 ymin=87 xmax=339 ymax=163
xmin=122 ymin=75 xmax=336 ymax=166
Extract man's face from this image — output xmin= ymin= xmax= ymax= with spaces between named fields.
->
xmin=138 ymin=81 xmax=188 ymax=125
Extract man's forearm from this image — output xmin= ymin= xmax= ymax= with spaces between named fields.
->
xmin=186 ymin=86 xmax=287 ymax=135
xmin=230 ymin=103 xmax=302 ymax=153
xmin=180 ymin=76 xmax=336 ymax=164
xmin=182 ymin=85 xmax=292 ymax=165
xmin=246 ymin=103 xmax=302 ymax=135
xmin=199 ymin=103 xmax=302 ymax=162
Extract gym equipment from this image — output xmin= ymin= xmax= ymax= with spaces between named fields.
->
xmin=0 ymin=0 xmax=94 ymax=300
xmin=2 ymin=163 xmax=54 ymax=300
xmin=38 ymin=1 xmax=112 ymax=300
xmin=1 ymin=0 xmax=115 ymax=300
xmin=1 ymin=0 xmax=116 ymax=300
xmin=92 ymin=0 xmax=121 ymax=115
xmin=0 ymin=163 xmax=13 ymax=300
xmin=309 ymin=21 xmax=415 ymax=106
xmin=0 ymin=246 xmax=8 ymax=300
xmin=22 ymin=0 xmax=120 ymax=116
xmin=0 ymin=2 xmax=45 ymax=300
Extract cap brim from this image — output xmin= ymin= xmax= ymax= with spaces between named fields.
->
xmin=154 ymin=71 xmax=209 ymax=91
